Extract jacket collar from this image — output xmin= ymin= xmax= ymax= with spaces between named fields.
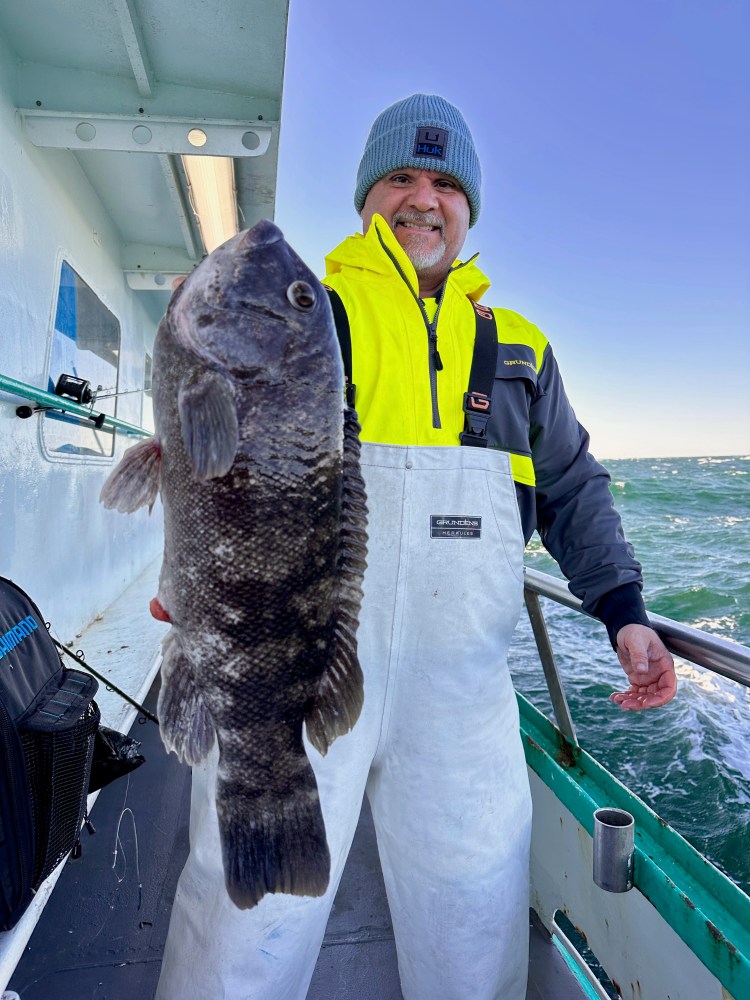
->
xmin=325 ymin=214 xmax=491 ymax=302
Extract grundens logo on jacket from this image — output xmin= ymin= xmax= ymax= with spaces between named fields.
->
xmin=0 ymin=616 xmax=40 ymax=659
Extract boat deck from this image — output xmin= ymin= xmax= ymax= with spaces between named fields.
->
xmin=8 ymin=678 xmax=584 ymax=1000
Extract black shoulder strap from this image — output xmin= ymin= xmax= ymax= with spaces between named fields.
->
xmin=460 ymin=301 xmax=498 ymax=447
xmin=324 ymin=286 xmax=356 ymax=408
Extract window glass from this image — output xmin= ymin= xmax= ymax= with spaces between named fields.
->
xmin=43 ymin=261 xmax=121 ymax=458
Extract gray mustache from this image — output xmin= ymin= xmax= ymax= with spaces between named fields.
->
xmin=392 ymin=212 xmax=445 ymax=233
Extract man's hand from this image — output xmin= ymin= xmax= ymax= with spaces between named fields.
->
xmin=610 ymin=623 xmax=677 ymax=711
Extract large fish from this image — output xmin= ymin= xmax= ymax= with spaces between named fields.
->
xmin=100 ymin=220 xmax=367 ymax=908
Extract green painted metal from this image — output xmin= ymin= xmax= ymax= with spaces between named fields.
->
xmin=0 ymin=374 xmax=151 ymax=438
xmin=519 ymin=692 xmax=750 ymax=997
xmin=553 ymin=937 xmax=605 ymax=1000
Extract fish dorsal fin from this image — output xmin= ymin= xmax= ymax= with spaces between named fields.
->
xmin=178 ymin=370 xmax=239 ymax=480
xmin=305 ymin=406 xmax=368 ymax=756
xmin=100 ymin=437 xmax=161 ymax=512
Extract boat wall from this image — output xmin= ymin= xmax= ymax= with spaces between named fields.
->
xmin=519 ymin=693 xmax=749 ymax=1000
xmin=528 ymin=769 xmax=727 ymax=1000
xmin=0 ymin=30 xmax=163 ymax=640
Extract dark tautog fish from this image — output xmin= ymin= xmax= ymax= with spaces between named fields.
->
xmin=100 ymin=220 xmax=367 ymax=908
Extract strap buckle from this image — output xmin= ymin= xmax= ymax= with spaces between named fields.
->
xmin=460 ymin=391 xmax=492 ymax=447
xmin=345 ymin=379 xmax=357 ymax=409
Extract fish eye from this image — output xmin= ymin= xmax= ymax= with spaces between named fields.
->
xmin=286 ymin=280 xmax=316 ymax=311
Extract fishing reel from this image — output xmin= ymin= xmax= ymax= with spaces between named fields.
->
xmin=15 ymin=373 xmax=105 ymax=428
xmin=54 ymin=373 xmax=96 ymax=405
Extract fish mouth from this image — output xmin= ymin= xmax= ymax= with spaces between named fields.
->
xmin=247 ymin=301 xmax=292 ymax=325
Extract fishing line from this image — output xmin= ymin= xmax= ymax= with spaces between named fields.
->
xmin=112 ymin=774 xmax=143 ymax=911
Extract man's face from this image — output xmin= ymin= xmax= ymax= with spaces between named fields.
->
xmin=360 ymin=169 xmax=471 ymax=293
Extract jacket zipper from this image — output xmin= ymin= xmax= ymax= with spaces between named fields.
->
xmin=375 ymin=228 xmax=444 ymax=427
xmin=374 ymin=226 xmax=479 ymax=429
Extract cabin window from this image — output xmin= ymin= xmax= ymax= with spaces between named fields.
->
xmin=142 ymin=353 xmax=154 ymax=432
xmin=43 ymin=261 xmax=121 ymax=459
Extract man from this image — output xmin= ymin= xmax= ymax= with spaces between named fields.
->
xmin=156 ymin=94 xmax=676 ymax=1000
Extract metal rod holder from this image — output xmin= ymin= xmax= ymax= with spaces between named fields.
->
xmin=593 ymin=807 xmax=634 ymax=892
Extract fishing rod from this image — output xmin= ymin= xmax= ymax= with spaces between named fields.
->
xmin=53 ymin=374 xmax=149 ymax=406
xmin=52 ymin=637 xmax=159 ymax=726
xmin=92 ymin=387 xmax=150 ymax=401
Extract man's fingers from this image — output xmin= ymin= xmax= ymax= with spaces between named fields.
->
xmin=621 ymin=634 xmax=653 ymax=674
xmin=610 ymin=674 xmax=677 ymax=711
xmin=613 ymin=624 xmax=677 ymax=710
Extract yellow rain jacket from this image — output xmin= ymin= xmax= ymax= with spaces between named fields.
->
xmin=324 ymin=215 xmax=650 ymax=643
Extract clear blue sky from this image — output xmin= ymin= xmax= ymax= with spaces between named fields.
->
xmin=275 ymin=0 xmax=750 ymax=460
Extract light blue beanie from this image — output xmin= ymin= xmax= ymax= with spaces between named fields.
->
xmin=354 ymin=94 xmax=481 ymax=227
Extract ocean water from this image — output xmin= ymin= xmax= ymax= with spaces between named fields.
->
xmin=509 ymin=454 xmax=750 ymax=894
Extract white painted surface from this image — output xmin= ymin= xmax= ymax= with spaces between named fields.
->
xmin=528 ymin=768 xmax=726 ymax=1000
xmin=0 ymin=27 xmax=164 ymax=637
xmin=0 ymin=20 xmax=173 ymax=991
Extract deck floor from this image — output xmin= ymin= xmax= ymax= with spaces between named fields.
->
xmin=8 ymin=679 xmax=583 ymax=1000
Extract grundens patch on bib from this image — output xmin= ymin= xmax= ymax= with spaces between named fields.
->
xmin=430 ymin=515 xmax=482 ymax=539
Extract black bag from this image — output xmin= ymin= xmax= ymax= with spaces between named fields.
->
xmin=0 ymin=577 xmax=99 ymax=931
xmin=89 ymin=724 xmax=146 ymax=794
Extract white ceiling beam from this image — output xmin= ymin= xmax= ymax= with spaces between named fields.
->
xmin=17 ymin=62 xmax=279 ymax=122
xmin=111 ymin=0 xmax=154 ymax=98
xmin=19 ymin=110 xmax=272 ymax=158
xmin=121 ymin=242 xmax=200 ymax=275
xmin=159 ymin=154 xmax=200 ymax=261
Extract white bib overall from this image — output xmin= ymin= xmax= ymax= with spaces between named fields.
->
xmin=156 ymin=443 xmax=532 ymax=1000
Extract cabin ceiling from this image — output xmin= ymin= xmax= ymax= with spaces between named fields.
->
xmin=0 ymin=0 xmax=289 ymax=306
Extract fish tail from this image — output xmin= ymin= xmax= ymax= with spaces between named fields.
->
xmin=217 ymin=770 xmax=331 ymax=909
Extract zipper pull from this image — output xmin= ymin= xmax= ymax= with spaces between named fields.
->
xmin=428 ymin=328 xmax=444 ymax=371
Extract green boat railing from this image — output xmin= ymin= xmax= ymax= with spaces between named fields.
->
xmin=521 ymin=565 xmax=750 ymax=999
xmin=0 ymin=373 xmax=152 ymax=438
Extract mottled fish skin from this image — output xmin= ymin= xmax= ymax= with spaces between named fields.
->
xmin=100 ymin=220 xmax=367 ymax=908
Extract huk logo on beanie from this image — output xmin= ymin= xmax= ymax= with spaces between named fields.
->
xmin=413 ymin=128 xmax=448 ymax=160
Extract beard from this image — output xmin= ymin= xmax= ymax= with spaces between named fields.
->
xmin=392 ymin=212 xmax=447 ymax=273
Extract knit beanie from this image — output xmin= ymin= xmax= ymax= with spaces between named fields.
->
xmin=354 ymin=94 xmax=481 ymax=227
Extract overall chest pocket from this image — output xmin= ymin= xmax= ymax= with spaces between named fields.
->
xmin=488 ymin=345 xmax=539 ymax=456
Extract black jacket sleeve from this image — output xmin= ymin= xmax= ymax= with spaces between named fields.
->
xmin=529 ymin=345 xmax=651 ymax=646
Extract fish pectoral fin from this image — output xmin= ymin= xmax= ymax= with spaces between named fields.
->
xmin=306 ymin=406 xmax=368 ymax=756
xmin=157 ymin=631 xmax=216 ymax=765
xmin=99 ymin=437 xmax=161 ymax=512
xmin=217 ymin=766 xmax=330 ymax=909
xmin=178 ymin=370 xmax=239 ymax=480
